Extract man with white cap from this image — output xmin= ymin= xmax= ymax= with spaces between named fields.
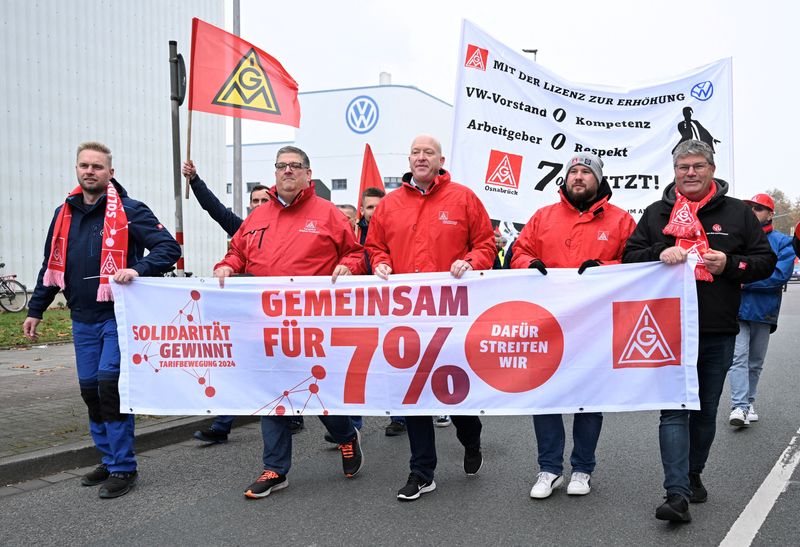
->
xmin=727 ymin=193 xmax=795 ymax=427
xmin=511 ymin=152 xmax=636 ymax=499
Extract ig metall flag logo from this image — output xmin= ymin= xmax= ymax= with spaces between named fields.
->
xmin=690 ymin=81 xmax=714 ymax=101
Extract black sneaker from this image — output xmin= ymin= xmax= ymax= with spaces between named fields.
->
xmin=385 ymin=420 xmax=407 ymax=437
xmin=655 ymin=493 xmax=692 ymax=522
xmin=689 ymin=472 xmax=707 ymax=503
xmin=193 ymin=427 xmax=228 ymax=444
xmin=81 ymin=464 xmax=109 ymax=486
xmin=288 ymin=418 xmax=304 ymax=435
xmin=324 ymin=432 xmax=337 ymax=444
xmin=98 ymin=471 xmax=138 ymax=499
xmin=338 ymin=428 xmax=363 ymax=477
xmin=464 ymin=446 xmax=483 ymax=475
xmin=397 ymin=473 xmax=436 ymax=501
xmin=244 ymin=470 xmax=288 ymax=499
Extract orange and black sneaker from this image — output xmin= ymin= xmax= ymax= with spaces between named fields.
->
xmin=338 ymin=428 xmax=364 ymax=478
xmin=244 ymin=470 xmax=288 ymax=499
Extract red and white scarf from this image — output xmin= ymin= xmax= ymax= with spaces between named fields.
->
xmin=662 ymin=181 xmax=716 ymax=282
xmin=44 ymin=182 xmax=128 ymax=301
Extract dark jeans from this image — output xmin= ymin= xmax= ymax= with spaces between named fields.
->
xmin=533 ymin=412 xmax=603 ymax=475
xmin=406 ymin=415 xmax=481 ymax=482
xmin=660 ymin=333 xmax=735 ymax=498
xmin=260 ymin=415 xmax=355 ymax=475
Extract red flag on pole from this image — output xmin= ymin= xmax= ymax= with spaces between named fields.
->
xmin=188 ymin=18 xmax=300 ymax=127
xmin=356 ymin=144 xmax=385 ymax=222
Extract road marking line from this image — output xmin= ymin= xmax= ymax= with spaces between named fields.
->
xmin=719 ymin=427 xmax=800 ymax=547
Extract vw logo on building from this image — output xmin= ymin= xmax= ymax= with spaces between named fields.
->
xmin=690 ymin=81 xmax=714 ymax=101
xmin=345 ymin=95 xmax=379 ymax=134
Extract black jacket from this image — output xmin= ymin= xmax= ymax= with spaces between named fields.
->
xmin=623 ymin=179 xmax=776 ymax=334
xmin=28 ymin=180 xmax=181 ymax=322
xmin=190 ymin=174 xmax=242 ymax=237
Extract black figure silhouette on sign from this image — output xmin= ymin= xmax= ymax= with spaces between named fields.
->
xmin=672 ymin=106 xmax=721 ymax=153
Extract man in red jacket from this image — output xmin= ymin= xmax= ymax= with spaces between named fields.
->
xmin=366 ymin=134 xmax=496 ymax=501
xmin=511 ymin=152 xmax=636 ymax=500
xmin=213 ymin=146 xmax=366 ymax=500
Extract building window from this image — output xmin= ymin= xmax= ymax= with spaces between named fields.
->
xmin=331 ymin=179 xmax=347 ymax=190
xmin=384 ymin=177 xmax=402 ymax=189
xmin=246 ymin=182 xmax=262 ymax=192
xmin=226 ymin=183 xmax=232 ymax=194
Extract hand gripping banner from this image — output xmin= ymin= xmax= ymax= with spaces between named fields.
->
xmin=113 ymin=262 xmax=699 ymax=416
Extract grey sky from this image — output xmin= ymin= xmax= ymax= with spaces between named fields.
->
xmin=222 ymin=0 xmax=800 ymax=204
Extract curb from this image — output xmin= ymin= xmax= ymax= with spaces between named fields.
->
xmin=0 ymin=415 xmax=258 ymax=487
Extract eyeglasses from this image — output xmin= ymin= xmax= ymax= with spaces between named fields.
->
xmin=275 ymin=162 xmax=307 ymax=171
xmin=675 ymin=162 xmax=710 ymax=173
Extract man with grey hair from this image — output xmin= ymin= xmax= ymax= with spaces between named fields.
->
xmin=623 ymin=140 xmax=775 ymax=523
xmin=213 ymin=145 xmax=367 ymax=500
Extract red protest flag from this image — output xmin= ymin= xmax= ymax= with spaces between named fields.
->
xmin=188 ymin=18 xmax=300 ymax=127
xmin=356 ymin=144 xmax=385 ymax=222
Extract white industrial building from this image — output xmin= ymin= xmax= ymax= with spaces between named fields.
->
xmin=224 ymin=79 xmax=453 ymax=211
xmin=1 ymin=2 xmax=456 ymax=291
xmin=1 ymin=1 xmax=226 ymax=288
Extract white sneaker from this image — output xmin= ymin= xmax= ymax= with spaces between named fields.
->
xmin=747 ymin=404 xmax=759 ymax=422
xmin=530 ymin=471 xmax=563 ymax=499
xmin=729 ymin=407 xmax=750 ymax=427
xmin=567 ymin=472 xmax=591 ymax=495
xmin=434 ymin=415 xmax=451 ymax=427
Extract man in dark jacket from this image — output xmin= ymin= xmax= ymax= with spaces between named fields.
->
xmin=623 ymin=140 xmax=776 ymax=523
xmin=24 ymin=141 xmax=181 ymax=499
xmin=727 ymin=194 xmax=794 ymax=427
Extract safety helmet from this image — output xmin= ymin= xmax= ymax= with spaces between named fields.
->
xmin=743 ymin=193 xmax=774 ymax=211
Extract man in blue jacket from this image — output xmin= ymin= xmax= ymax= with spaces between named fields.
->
xmin=728 ymin=194 xmax=795 ymax=427
xmin=24 ymin=142 xmax=181 ymax=498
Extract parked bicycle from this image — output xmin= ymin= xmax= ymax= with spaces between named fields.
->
xmin=0 ymin=263 xmax=28 ymax=312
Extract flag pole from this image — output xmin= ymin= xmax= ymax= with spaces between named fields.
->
xmin=169 ymin=40 xmax=187 ymax=276
xmin=185 ymin=109 xmax=193 ymax=199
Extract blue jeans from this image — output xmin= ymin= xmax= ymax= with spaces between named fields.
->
xmin=660 ymin=333 xmax=735 ymax=498
xmin=211 ymin=415 xmax=235 ymax=433
xmin=533 ymin=413 xmax=603 ymax=475
xmin=728 ymin=321 xmax=771 ymax=410
xmin=406 ymin=415 xmax=481 ymax=482
xmin=260 ymin=415 xmax=356 ymax=475
xmin=73 ymin=319 xmax=136 ymax=473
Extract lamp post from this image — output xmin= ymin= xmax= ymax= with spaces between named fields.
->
xmin=522 ymin=49 xmax=538 ymax=62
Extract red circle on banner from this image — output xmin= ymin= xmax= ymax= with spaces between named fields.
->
xmin=275 ymin=405 xmax=286 ymax=415
xmin=191 ymin=290 xmax=201 ymax=301
xmin=204 ymin=386 xmax=216 ymax=398
xmin=311 ymin=365 xmax=326 ymax=380
xmin=464 ymin=301 xmax=564 ymax=393
xmin=132 ymin=354 xmax=142 ymax=365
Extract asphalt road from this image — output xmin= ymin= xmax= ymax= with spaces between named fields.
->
xmin=2 ymin=288 xmax=799 ymax=547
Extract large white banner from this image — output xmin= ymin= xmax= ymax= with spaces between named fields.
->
xmin=113 ymin=263 xmax=699 ymax=416
xmin=450 ymin=20 xmax=733 ymax=224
